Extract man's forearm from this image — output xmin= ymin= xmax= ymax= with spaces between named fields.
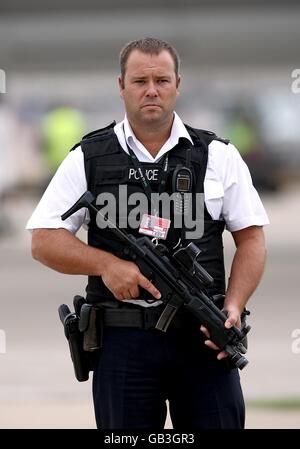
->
xmin=31 ymin=228 xmax=115 ymax=276
xmin=224 ymin=227 xmax=267 ymax=312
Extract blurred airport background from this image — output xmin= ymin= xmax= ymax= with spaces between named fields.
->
xmin=0 ymin=0 xmax=300 ymax=429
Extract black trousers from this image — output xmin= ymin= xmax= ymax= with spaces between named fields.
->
xmin=91 ymin=325 xmax=245 ymax=429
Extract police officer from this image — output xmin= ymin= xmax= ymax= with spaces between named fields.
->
xmin=26 ymin=37 xmax=269 ymax=429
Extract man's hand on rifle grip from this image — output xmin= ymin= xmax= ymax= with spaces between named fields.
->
xmin=200 ymin=305 xmax=241 ymax=360
xmin=101 ymin=254 xmax=161 ymax=301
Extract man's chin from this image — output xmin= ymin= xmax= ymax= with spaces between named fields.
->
xmin=140 ymin=109 xmax=163 ymax=121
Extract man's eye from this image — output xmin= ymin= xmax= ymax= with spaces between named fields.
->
xmin=135 ymin=80 xmax=145 ymax=84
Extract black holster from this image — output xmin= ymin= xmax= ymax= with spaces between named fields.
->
xmin=58 ymin=296 xmax=102 ymax=382
xmin=79 ymin=303 xmax=104 ymax=352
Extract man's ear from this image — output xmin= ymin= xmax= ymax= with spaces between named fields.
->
xmin=118 ymin=76 xmax=124 ymax=98
xmin=176 ymin=75 xmax=181 ymax=93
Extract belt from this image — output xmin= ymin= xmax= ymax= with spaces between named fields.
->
xmin=100 ymin=304 xmax=197 ymax=330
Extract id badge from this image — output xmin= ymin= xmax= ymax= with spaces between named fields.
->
xmin=139 ymin=214 xmax=171 ymax=240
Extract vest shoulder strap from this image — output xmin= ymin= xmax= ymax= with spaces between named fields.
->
xmin=69 ymin=121 xmax=116 ymax=152
xmin=81 ymin=121 xmax=116 ymax=141
xmin=184 ymin=124 xmax=230 ymax=146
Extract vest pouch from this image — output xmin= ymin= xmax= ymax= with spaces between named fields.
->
xmin=95 ymin=166 xmax=127 ymax=191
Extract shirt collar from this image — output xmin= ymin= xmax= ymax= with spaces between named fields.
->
xmin=122 ymin=112 xmax=193 ymax=161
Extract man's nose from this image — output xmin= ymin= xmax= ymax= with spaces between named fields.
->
xmin=145 ymin=81 xmax=158 ymax=96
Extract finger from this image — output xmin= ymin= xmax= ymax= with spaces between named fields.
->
xmin=200 ymin=325 xmax=211 ymax=339
xmin=138 ymin=275 xmax=161 ymax=300
xmin=223 ymin=310 xmax=240 ymax=329
xmin=224 ymin=315 xmax=240 ymax=329
xmin=124 ymin=290 xmax=132 ymax=299
xmin=217 ymin=351 xmax=228 ymax=360
xmin=114 ymin=291 xmax=125 ymax=301
xmin=225 ymin=318 xmax=234 ymax=329
xmin=128 ymin=287 xmax=139 ymax=299
xmin=204 ymin=340 xmax=220 ymax=351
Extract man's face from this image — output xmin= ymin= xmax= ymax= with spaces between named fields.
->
xmin=118 ymin=49 xmax=180 ymax=127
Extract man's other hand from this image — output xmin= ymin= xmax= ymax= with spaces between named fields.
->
xmin=199 ymin=305 xmax=241 ymax=360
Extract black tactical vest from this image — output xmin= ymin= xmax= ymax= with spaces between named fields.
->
xmin=77 ymin=121 xmax=229 ymax=304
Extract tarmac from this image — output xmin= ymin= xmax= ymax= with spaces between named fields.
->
xmin=0 ymin=182 xmax=300 ymax=429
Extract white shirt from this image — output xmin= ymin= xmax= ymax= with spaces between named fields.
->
xmin=26 ymin=112 xmax=269 ymax=233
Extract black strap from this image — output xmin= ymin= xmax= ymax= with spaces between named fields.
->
xmin=178 ymin=147 xmax=193 ymax=245
xmin=82 ymin=121 xmax=116 ymax=140
xmin=103 ymin=307 xmax=162 ymax=330
xmin=184 ymin=127 xmax=212 ymax=195
xmin=70 ymin=121 xmax=116 ymax=152
xmin=98 ymin=305 xmax=195 ymax=330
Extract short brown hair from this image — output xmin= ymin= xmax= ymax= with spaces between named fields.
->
xmin=119 ymin=37 xmax=180 ymax=83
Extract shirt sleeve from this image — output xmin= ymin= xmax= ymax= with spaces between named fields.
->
xmin=25 ymin=146 xmax=88 ymax=234
xmin=205 ymin=140 xmax=270 ymax=232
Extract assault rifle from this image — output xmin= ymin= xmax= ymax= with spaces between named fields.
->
xmin=61 ymin=191 xmax=251 ymax=370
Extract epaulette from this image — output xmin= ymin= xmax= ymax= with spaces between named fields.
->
xmin=213 ymin=135 xmax=230 ymax=145
xmin=201 ymin=129 xmax=230 ymax=145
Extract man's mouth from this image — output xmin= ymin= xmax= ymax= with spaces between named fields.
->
xmin=142 ymin=104 xmax=161 ymax=108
